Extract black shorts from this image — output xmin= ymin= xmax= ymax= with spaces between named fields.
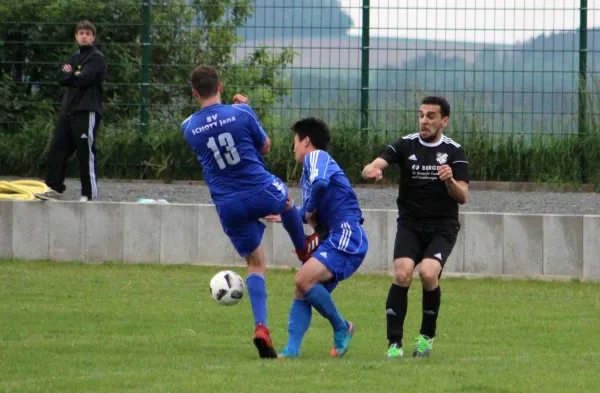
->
xmin=393 ymin=219 xmax=460 ymax=267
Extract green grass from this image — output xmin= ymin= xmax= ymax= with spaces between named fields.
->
xmin=1 ymin=260 xmax=599 ymax=393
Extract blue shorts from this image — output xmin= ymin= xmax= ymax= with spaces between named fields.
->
xmin=215 ymin=176 xmax=290 ymax=257
xmin=312 ymin=220 xmax=368 ymax=293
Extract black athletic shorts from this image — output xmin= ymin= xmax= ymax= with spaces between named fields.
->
xmin=393 ymin=219 xmax=460 ymax=267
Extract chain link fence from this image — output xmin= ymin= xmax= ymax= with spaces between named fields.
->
xmin=1 ymin=1 xmax=599 ymax=184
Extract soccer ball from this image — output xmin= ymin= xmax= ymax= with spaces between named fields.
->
xmin=209 ymin=270 xmax=245 ymax=306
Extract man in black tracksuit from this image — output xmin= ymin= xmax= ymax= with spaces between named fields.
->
xmin=41 ymin=20 xmax=107 ymax=201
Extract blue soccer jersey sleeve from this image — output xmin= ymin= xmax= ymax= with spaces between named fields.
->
xmin=232 ymin=104 xmax=268 ymax=151
xmin=303 ymin=151 xmax=331 ymax=211
xmin=300 ymin=150 xmax=362 ymax=228
xmin=305 ymin=150 xmax=330 ymax=184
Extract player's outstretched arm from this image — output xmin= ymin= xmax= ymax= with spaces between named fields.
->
xmin=237 ymin=95 xmax=272 ymax=155
xmin=362 ymin=157 xmax=389 ymax=181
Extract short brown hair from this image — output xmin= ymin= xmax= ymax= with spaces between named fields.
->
xmin=421 ymin=96 xmax=451 ymax=118
xmin=191 ymin=66 xmax=220 ymax=99
xmin=75 ymin=20 xmax=96 ymax=36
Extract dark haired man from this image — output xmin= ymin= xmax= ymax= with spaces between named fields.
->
xmin=181 ymin=66 xmax=318 ymax=359
xmin=362 ymin=96 xmax=469 ymax=358
xmin=266 ymin=117 xmax=368 ymax=359
xmin=39 ymin=20 xmax=107 ymax=202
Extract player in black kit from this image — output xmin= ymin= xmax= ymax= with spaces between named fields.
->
xmin=362 ymin=96 xmax=469 ymax=359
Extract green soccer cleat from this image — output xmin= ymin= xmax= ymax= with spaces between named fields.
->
xmin=411 ymin=335 xmax=434 ymax=358
xmin=387 ymin=343 xmax=404 ymax=359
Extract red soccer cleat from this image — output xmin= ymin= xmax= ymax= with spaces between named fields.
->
xmin=294 ymin=232 xmax=320 ymax=263
xmin=253 ymin=323 xmax=277 ymax=359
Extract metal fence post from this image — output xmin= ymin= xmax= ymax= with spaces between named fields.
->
xmin=360 ymin=0 xmax=370 ymax=134
xmin=140 ymin=1 xmax=151 ymax=134
xmin=578 ymin=0 xmax=588 ymax=183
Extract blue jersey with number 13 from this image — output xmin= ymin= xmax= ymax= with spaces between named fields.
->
xmin=182 ymin=103 xmax=273 ymax=205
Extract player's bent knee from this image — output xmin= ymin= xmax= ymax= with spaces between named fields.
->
xmin=419 ymin=259 xmax=442 ymax=287
xmin=393 ymin=258 xmax=415 ymax=286
xmin=419 ymin=271 xmax=438 ymax=287
xmin=394 ymin=269 xmax=413 ymax=286
xmin=295 ymin=258 xmax=332 ymax=293
xmin=294 ymin=275 xmax=311 ymax=294
xmin=294 ymin=270 xmax=319 ymax=293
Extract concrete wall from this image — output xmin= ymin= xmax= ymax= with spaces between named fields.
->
xmin=0 ymin=200 xmax=598 ymax=280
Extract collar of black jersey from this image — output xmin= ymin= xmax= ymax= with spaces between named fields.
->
xmin=418 ymin=137 xmax=444 ymax=147
xmin=78 ymin=44 xmax=96 ymax=53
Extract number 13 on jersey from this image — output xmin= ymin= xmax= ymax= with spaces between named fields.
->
xmin=207 ymin=132 xmax=240 ymax=169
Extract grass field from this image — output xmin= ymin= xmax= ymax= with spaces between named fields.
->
xmin=1 ymin=260 xmax=599 ymax=393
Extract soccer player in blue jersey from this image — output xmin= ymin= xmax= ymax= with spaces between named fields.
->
xmin=181 ymin=66 xmax=319 ymax=359
xmin=266 ymin=117 xmax=368 ymax=358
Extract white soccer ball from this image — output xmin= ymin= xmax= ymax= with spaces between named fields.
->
xmin=209 ymin=270 xmax=245 ymax=306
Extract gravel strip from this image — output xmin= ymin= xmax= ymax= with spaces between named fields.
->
xmin=44 ymin=178 xmax=600 ymax=215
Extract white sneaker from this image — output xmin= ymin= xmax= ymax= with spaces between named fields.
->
xmin=79 ymin=196 xmax=89 ymax=202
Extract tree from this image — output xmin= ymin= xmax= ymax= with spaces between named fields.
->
xmin=0 ymin=0 xmax=295 ymax=130
xmin=0 ymin=0 xmax=295 ymax=178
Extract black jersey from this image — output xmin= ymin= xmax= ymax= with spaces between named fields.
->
xmin=379 ymin=133 xmax=469 ymax=223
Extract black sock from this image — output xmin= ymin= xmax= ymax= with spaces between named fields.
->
xmin=420 ymin=286 xmax=441 ymax=339
xmin=386 ymin=283 xmax=409 ymax=347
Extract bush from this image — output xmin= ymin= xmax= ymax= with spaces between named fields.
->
xmin=2 ymin=110 xmax=600 ymax=190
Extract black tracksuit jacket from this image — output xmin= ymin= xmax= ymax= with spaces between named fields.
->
xmin=57 ymin=44 xmax=107 ymax=115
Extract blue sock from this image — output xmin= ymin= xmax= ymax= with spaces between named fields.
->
xmin=304 ymin=284 xmax=347 ymax=332
xmin=285 ymin=298 xmax=312 ymax=355
xmin=281 ymin=204 xmax=306 ymax=251
xmin=246 ymin=273 xmax=267 ymax=327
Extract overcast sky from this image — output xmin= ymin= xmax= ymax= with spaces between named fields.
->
xmin=339 ymin=0 xmax=599 ymax=44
